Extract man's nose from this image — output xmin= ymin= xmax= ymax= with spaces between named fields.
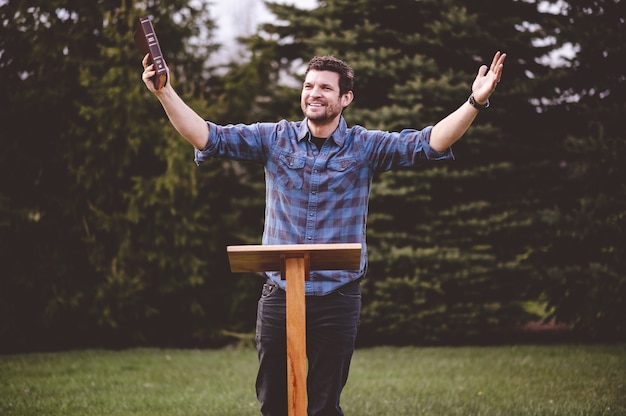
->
xmin=311 ymin=86 xmax=322 ymax=96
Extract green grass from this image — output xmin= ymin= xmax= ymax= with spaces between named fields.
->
xmin=1 ymin=344 xmax=624 ymax=415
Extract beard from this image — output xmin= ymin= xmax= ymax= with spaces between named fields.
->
xmin=302 ymin=101 xmax=343 ymax=125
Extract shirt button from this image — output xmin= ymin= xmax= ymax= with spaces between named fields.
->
xmin=307 ymin=236 xmax=312 ymax=240
xmin=313 ymin=169 xmax=318 ymax=173
xmin=309 ymin=213 xmax=314 ymax=217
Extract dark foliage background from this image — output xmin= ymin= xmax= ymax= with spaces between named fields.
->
xmin=0 ymin=0 xmax=624 ymax=352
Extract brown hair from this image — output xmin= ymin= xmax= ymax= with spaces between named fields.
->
xmin=305 ymin=56 xmax=354 ymax=96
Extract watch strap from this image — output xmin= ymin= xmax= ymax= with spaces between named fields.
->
xmin=468 ymin=94 xmax=490 ymax=111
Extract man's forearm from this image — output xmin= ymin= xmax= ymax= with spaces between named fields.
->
xmin=429 ymin=100 xmax=480 ymax=152
xmin=429 ymin=51 xmax=505 ymax=152
xmin=154 ymin=84 xmax=209 ymax=150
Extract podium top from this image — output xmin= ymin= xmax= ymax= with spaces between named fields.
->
xmin=227 ymin=243 xmax=362 ymax=273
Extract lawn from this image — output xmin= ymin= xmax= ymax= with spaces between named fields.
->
xmin=1 ymin=344 xmax=624 ymax=415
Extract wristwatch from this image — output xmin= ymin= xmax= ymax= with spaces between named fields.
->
xmin=468 ymin=94 xmax=490 ymax=111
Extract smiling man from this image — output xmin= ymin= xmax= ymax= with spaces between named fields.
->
xmin=301 ymin=57 xmax=355 ymax=138
xmin=142 ymin=52 xmax=506 ymax=416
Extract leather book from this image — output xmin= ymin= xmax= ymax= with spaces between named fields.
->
xmin=134 ymin=16 xmax=168 ymax=89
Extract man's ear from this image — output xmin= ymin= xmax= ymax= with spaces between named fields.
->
xmin=341 ymin=91 xmax=354 ymax=108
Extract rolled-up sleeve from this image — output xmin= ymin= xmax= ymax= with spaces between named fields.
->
xmin=194 ymin=121 xmax=268 ymax=166
xmin=423 ymin=128 xmax=455 ymax=161
xmin=194 ymin=122 xmax=214 ymax=166
xmin=365 ymin=125 xmax=455 ymax=172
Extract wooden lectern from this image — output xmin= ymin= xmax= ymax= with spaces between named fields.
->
xmin=227 ymin=243 xmax=362 ymax=416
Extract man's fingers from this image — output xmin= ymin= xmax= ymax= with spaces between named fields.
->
xmin=142 ymin=65 xmax=157 ymax=91
xmin=493 ymin=52 xmax=506 ymax=78
xmin=490 ymin=51 xmax=501 ymax=70
xmin=477 ymin=64 xmax=488 ymax=78
xmin=143 ymin=67 xmax=154 ymax=79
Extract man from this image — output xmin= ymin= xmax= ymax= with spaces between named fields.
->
xmin=142 ymin=51 xmax=506 ymax=415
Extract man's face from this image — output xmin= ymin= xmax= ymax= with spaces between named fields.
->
xmin=301 ymin=70 xmax=351 ymax=125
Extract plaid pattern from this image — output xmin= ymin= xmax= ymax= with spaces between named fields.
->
xmin=195 ymin=117 xmax=454 ymax=295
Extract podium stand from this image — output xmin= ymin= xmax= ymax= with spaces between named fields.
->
xmin=227 ymin=243 xmax=362 ymax=416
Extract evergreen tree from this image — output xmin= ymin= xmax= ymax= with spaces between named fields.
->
xmin=0 ymin=0 xmax=248 ymax=351
xmin=234 ymin=0 xmax=567 ymax=344
xmin=527 ymin=0 xmax=626 ymax=340
xmin=2 ymin=0 xmax=622 ymax=350
xmin=0 ymin=0 xmax=99 ymax=351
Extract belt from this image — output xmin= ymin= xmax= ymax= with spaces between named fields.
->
xmin=265 ymin=278 xmax=361 ymax=292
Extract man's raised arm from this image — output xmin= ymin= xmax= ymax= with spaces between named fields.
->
xmin=429 ymin=51 xmax=506 ymax=152
xmin=141 ymin=54 xmax=209 ymax=150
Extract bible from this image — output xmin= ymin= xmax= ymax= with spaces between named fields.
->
xmin=134 ymin=16 xmax=168 ymax=89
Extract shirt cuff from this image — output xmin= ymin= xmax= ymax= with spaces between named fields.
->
xmin=424 ymin=127 xmax=455 ymax=161
xmin=194 ymin=121 xmax=214 ymax=166
xmin=425 ymin=144 xmax=455 ymax=161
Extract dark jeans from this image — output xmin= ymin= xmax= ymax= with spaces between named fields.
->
xmin=255 ymin=279 xmax=361 ymax=416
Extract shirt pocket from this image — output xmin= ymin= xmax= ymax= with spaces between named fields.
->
xmin=277 ymin=152 xmax=306 ymax=190
xmin=327 ymin=157 xmax=358 ymax=193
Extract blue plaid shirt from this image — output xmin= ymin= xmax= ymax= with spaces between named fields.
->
xmin=195 ymin=117 xmax=454 ymax=295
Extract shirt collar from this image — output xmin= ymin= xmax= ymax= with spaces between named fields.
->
xmin=297 ymin=117 xmax=348 ymax=147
